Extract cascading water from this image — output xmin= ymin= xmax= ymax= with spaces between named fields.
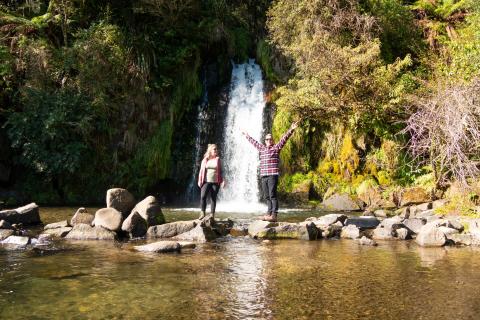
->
xmin=217 ymin=60 xmax=267 ymax=212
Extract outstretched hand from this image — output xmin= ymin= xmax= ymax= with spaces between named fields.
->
xmin=241 ymin=130 xmax=248 ymax=136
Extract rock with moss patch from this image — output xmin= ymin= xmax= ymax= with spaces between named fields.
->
xmin=131 ymin=196 xmax=165 ymax=227
xmin=321 ymin=193 xmax=364 ymax=211
xmin=400 ymin=187 xmax=430 ymax=206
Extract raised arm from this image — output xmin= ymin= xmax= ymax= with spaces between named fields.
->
xmin=274 ymin=121 xmax=298 ymax=150
xmin=242 ymin=131 xmax=264 ymax=151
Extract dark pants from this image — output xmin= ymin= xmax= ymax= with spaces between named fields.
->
xmin=200 ymin=182 xmax=220 ymax=213
xmin=261 ymin=175 xmax=279 ymax=214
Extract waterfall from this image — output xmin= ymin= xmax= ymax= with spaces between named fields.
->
xmin=217 ymin=60 xmax=266 ymax=212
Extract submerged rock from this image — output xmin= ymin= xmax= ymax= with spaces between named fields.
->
xmin=0 ymin=203 xmax=41 ymax=225
xmin=134 ymin=241 xmax=181 ymax=253
xmin=147 ymin=220 xmax=197 ymax=239
xmin=65 ymin=224 xmax=116 ymax=240
xmin=357 ymin=236 xmax=378 ymax=246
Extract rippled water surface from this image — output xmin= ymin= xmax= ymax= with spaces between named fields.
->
xmin=2 ymin=207 xmax=480 ymax=319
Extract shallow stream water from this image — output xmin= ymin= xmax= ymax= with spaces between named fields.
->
xmin=1 ymin=208 xmax=480 ymax=319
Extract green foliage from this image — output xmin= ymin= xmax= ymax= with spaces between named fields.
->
xmin=256 ymin=39 xmax=279 ymax=82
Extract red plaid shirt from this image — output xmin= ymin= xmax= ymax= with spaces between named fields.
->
xmin=245 ymin=128 xmax=294 ymax=176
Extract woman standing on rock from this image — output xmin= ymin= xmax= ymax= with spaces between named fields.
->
xmin=198 ymin=144 xmax=224 ymax=219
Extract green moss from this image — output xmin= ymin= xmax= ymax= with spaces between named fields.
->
xmin=256 ymin=39 xmax=279 ymax=82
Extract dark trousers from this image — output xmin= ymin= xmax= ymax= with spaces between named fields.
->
xmin=261 ymin=175 xmax=279 ymax=214
xmin=200 ymin=182 xmax=220 ymax=213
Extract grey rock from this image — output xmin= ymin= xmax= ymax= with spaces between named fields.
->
xmin=321 ymin=193 xmax=364 ymax=211
xmin=147 ymin=220 xmax=197 ymax=239
xmin=121 ymin=211 xmax=147 ymax=238
xmin=438 ymin=226 xmax=459 ymax=236
xmin=416 ymin=225 xmax=446 ymax=247
xmin=395 ymin=228 xmax=410 ymax=240
xmin=372 ymin=227 xmax=395 ymax=240
xmin=247 ymin=220 xmax=278 ymax=238
xmin=93 ymin=208 xmax=123 ymax=231
xmin=0 ymin=220 xmax=12 ymax=229
xmin=37 ymin=234 xmax=53 ymax=245
xmin=130 ymin=196 xmax=165 ymax=226
xmin=396 ymin=207 xmax=410 ymax=219
xmin=374 ymin=209 xmax=393 ymax=218
xmin=358 ymin=236 xmax=377 ymax=246
xmin=311 ymin=214 xmax=348 ymax=226
xmin=447 ymin=219 xmax=464 ymax=232
xmin=0 ymin=203 xmax=41 ymax=225
xmin=71 ymin=208 xmax=94 ymax=226
xmin=256 ymin=222 xmax=320 ymax=240
xmin=0 ymin=229 xmax=15 ymax=240
xmin=65 ymin=224 xmax=117 ymax=240
xmin=379 ymin=216 xmax=404 ymax=229
xmin=106 ymin=188 xmax=136 ymax=215
xmin=317 ymin=223 xmax=342 ymax=238
xmin=42 ymin=227 xmax=72 ymax=238
xmin=403 ymin=218 xmax=426 ymax=234
xmin=341 ymin=225 xmax=360 ymax=239
xmin=173 ymin=224 xmax=217 ymax=242
xmin=134 ymin=241 xmax=181 ymax=253
xmin=415 ymin=210 xmax=436 ymax=219
xmin=446 ymin=233 xmax=480 ymax=246
xmin=1 ymin=235 xmax=30 ymax=246
xmin=344 ymin=216 xmax=380 ymax=230
xmin=44 ymin=220 xmax=70 ymax=230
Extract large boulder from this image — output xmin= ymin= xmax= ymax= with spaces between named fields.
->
xmin=42 ymin=227 xmax=72 ymax=238
xmin=147 ymin=220 xmax=197 ymax=239
xmin=65 ymin=224 xmax=117 ymax=240
xmin=341 ymin=225 xmax=360 ymax=239
xmin=256 ymin=222 xmax=319 ymax=240
xmin=344 ymin=216 xmax=380 ymax=230
xmin=0 ymin=229 xmax=15 ymax=241
xmin=121 ymin=211 xmax=147 ymax=238
xmin=173 ymin=224 xmax=217 ymax=243
xmin=70 ymin=208 xmax=94 ymax=226
xmin=0 ymin=203 xmax=41 ymax=225
xmin=1 ymin=235 xmax=30 ymax=246
xmin=416 ymin=225 xmax=446 ymax=247
xmin=131 ymin=196 xmax=165 ymax=226
xmin=321 ymin=193 xmax=364 ymax=211
xmin=44 ymin=220 xmax=70 ymax=230
xmin=134 ymin=241 xmax=181 ymax=253
xmin=106 ymin=188 xmax=136 ymax=215
xmin=247 ymin=220 xmax=278 ymax=238
xmin=400 ymin=187 xmax=430 ymax=206
xmin=403 ymin=218 xmax=426 ymax=234
xmin=93 ymin=208 xmax=123 ymax=232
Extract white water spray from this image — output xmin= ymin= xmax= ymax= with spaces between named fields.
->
xmin=217 ymin=60 xmax=267 ymax=212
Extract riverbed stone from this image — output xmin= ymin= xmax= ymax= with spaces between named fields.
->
xmin=0 ymin=203 xmax=41 ymax=225
xmin=173 ymin=224 xmax=217 ymax=242
xmin=344 ymin=216 xmax=380 ymax=230
xmin=311 ymin=214 xmax=347 ymax=227
xmin=230 ymin=226 xmax=248 ymax=237
xmin=317 ymin=223 xmax=342 ymax=238
xmin=248 ymin=220 xmax=278 ymax=238
xmin=321 ymin=193 xmax=364 ymax=211
xmin=71 ymin=208 xmax=94 ymax=226
xmin=178 ymin=241 xmax=196 ymax=249
xmin=42 ymin=227 xmax=72 ymax=238
xmin=121 ymin=211 xmax=147 ymax=238
xmin=0 ymin=220 xmax=12 ymax=229
xmin=447 ymin=233 xmax=479 ymax=246
xmin=1 ymin=235 xmax=30 ymax=246
xmin=416 ymin=225 xmax=446 ymax=247
xmin=374 ymin=209 xmax=394 ymax=218
xmin=341 ymin=225 xmax=360 ymax=239
xmin=0 ymin=229 xmax=14 ymax=240
xmin=44 ymin=220 xmax=70 ymax=230
xmin=147 ymin=220 xmax=197 ymax=239
xmin=134 ymin=241 xmax=181 ymax=253
xmin=372 ymin=227 xmax=395 ymax=240
xmin=438 ymin=226 xmax=459 ymax=237
xmin=65 ymin=224 xmax=117 ymax=240
xmin=357 ymin=236 xmax=377 ymax=246
xmin=414 ymin=209 xmax=436 ymax=219
xmin=131 ymin=196 xmax=165 ymax=226
xmin=93 ymin=208 xmax=123 ymax=232
xmin=403 ymin=218 xmax=426 ymax=234
xmin=256 ymin=222 xmax=319 ymax=240
xmin=396 ymin=228 xmax=410 ymax=240
xmin=106 ymin=188 xmax=136 ymax=215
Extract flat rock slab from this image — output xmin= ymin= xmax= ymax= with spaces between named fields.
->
xmin=0 ymin=203 xmax=41 ymax=225
xmin=134 ymin=241 xmax=181 ymax=253
xmin=42 ymin=227 xmax=72 ymax=238
xmin=344 ymin=217 xmax=380 ymax=230
xmin=44 ymin=220 xmax=70 ymax=230
xmin=147 ymin=220 xmax=197 ymax=239
xmin=1 ymin=235 xmax=30 ymax=246
xmin=0 ymin=229 xmax=15 ymax=241
xmin=65 ymin=224 xmax=116 ymax=240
